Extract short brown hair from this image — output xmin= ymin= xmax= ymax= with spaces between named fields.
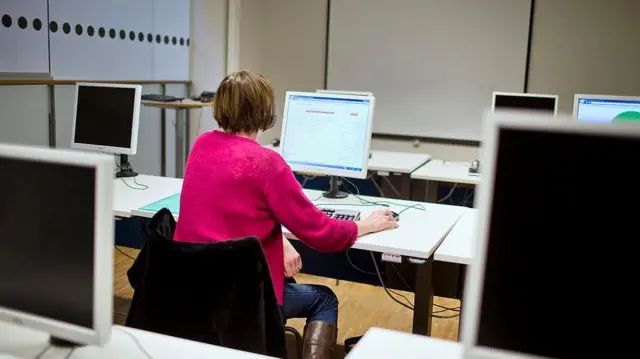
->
xmin=213 ymin=70 xmax=276 ymax=134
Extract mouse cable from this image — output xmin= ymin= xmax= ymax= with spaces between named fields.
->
xmin=120 ymin=177 xmax=148 ymax=190
xmin=115 ymin=246 xmax=137 ymax=261
xmin=115 ymin=327 xmax=154 ymax=359
xmin=342 ymin=177 xmax=426 ymax=213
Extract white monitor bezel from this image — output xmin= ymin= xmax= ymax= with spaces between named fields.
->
xmin=316 ymin=89 xmax=374 ymax=97
xmin=280 ymin=90 xmax=375 ymax=179
xmin=71 ymin=82 xmax=142 ymax=155
xmin=462 ymin=111 xmax=640 ymax=359
xmin=573 ymin=93 xmax=640 ymax=120
xmin=0 ymin=144 xmax=114 ymax=346
xmin=491 ymin=91 xmax=559 ymax=117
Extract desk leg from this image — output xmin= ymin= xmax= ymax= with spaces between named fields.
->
xmin=184 ymin=109 xmax=191 ymax=163
xmin=175 ymin=109 xmax=185 ymax=178
xmin=412 ymin=255 xmax=434 ymax=336
xmin=425 ymin=180 xmax=439 ymax=202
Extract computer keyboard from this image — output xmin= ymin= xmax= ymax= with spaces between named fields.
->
xmin=319 ymin=208 xmax=360 ymax=221
xmin=141 ymin=94 xmax=183 ymax=102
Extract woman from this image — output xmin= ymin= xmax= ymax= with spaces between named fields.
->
xmin=174 ymin=70 xmax=397 ymax=359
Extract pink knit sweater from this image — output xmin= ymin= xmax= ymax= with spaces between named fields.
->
xmin=174 ymin=131 xmax=358 ymax=305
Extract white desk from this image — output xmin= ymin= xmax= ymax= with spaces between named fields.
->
xmin=113 ymin=175 xmax=183 ymax=217
xmin=411 ymin=160 xmax=480 ymax=185
xmin=0 ymin=323 xmax=273 ymax=359
xmin=435 ymin=209 xmax=477 ymax=265
xmin=263 ymin=145 xmax=430 ymax=174
xmin=114 ymin=174 xmax=467 ymax=336
xmin=346 ymin=327 xmax=462 ymax=359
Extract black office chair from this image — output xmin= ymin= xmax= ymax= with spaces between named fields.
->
xmin=125 ymin=208 xmax=302 ymax=359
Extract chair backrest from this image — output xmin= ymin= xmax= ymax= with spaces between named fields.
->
xmin=126 ymin=208 xmax=287 ymax=358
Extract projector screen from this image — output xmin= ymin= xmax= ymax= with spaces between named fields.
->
xmin=327 ymin=0 xmax=532 ymax=141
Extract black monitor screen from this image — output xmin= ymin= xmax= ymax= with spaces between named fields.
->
xmin=494 ymin=94 xmax=556 ymax=114
xmin=477 ymin=127 xmax=638 ymax=358
xmin=0 ymin=157 xmax=95 ymax=329
xmin=74 ymin=85 xmax=136 ymax=149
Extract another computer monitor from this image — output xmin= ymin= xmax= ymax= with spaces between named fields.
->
xmin=0 ymin=144 xmax=114 ymax=347
xmin=573 ymin=94 xmax=640 ymax=123
xmin=491 ymin=91 xmax=558 ymax=116
xmin=316 ymin=89 xmax=374 ymax=97
xmin=462 ymin=112 xmax=640 ymax=359
xmin=72 ymin=82 xmax=141 ymax=177
xmin=280 ymin=91 xmax=375 ymax=198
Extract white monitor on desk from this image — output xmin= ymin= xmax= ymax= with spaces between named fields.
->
xmin=280 ymin=91 xmax=374 ymax=196
xmin=0 ymin=144 xmax=114 ymax=347
xmin=463 ymin=112 xmax=640 ymax=359
xmin=573 ymin=94 xmax=640 ymax=123
xmin=491 ymin=91 xmax=558 ymax=116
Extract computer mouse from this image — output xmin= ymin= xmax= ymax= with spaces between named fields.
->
xmin=392 ymin=211 xmax=399 ymax=221
xmin=272 ymin=138 xmax=280 ymax=147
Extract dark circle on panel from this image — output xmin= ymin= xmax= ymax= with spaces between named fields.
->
xmin=18 ymin=16 xmax=28 ymax=29
xmin=62 ymin=22 xmax=70 ymax=34
xmin=2 ymin=15 xmax=12 ymax=28
xmin=49 ymin=21 xmax=58 ymax=32
xmin=109 ymin=28 xmax=116 ymax=38
xmin=99 ymin=27 xmax=106 ymax=38
xmin=138 ymin=32 xmax=144 ymax=42
xmin=87 ymin=25 xmax=94 ymax=36
xmin=119 ymin=30 xmax=125 ymax=40
xmin=163 ymin=35 xmax=169 ymax=44
xmin=171 ymin=36 xmax=177 ymax=45
xmin=75 ymin=24 xmax=83 ymax=35
xmin=179 ymin=37 xmax=184 ymax=46
xmin=186 ymin=38 xmax=190 ymax=46
xmin=33 ymin=18 xmax=43 ymax=31
xmin=147 ymin=33 xmax=153 ymax=43
xmin=129 ymin=31 xmax=135 ymax=40
xmin=155 ymin=34 xmax=161 ymax=43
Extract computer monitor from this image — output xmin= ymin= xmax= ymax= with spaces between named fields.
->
xmin=0 ymin=144 xmax=114 ymax=347
xmin=280 ymin=91 xmax=375 ymax=198
xmin=72 ymin=82 xmax=141 ymax=178
xmin=462 ymin=112 xmax=640 ymax=359
xmin=573 ymin=94 xmax=640 ymax=123
xmin=316 ymin=89 xmax=374 ymax=97
xmin=491 ymin=91 xmax=558 ymax=116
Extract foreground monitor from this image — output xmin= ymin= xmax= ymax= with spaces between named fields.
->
xmin=280 ymin=91 xmax=374 ymax=197
xmin=573 ymin=94 xmax=640 ymax=123
xmin=491 ymin=91 xmax=558 ymax=116
xmin=0 ymin=144 xmax=114 ymax=347
xmin=462 ymin=112 xmax=640 ymax=359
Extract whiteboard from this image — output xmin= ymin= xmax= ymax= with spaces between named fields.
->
xmin=0 ymin=0 xmax=49 ymax=74
xmin=327 ymin=0 xmax=532 ymax=141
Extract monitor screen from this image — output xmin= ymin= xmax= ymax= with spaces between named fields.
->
xmin=493 ymin=94 xmax=556 ymax=114
xmin=575 ymin=97 xmax=640 ymax=123
xmin=73 ymin=85 xmax=137 ymax=151
xmin=0 ymin=157 xmax=95 ymax=329
xmin=280 ymin=93 xmax=373 ymax=178
xmin=477 ymin=127 xmax=638 ymax=358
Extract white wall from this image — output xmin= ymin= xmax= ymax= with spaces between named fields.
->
xmin=235 ymin=0 xmax=640 ymax=161
xmin=189 ymin=0 xmax=228 ymax=144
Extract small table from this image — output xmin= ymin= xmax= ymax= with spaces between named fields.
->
xmin=142 ymin=100 xmax=213 ymax=178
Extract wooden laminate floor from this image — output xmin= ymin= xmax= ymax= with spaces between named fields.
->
xmin=113 ymin=247 xmax=460 ymax=348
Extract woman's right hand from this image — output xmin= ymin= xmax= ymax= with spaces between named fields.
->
xmin=356 ymin=209 xmax=398 ymax=236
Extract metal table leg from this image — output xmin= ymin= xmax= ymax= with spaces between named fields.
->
xmin=412 ymin=255 xmax=435 ymax=336
xmin=175 ymin=109 xmax=185 ymax=177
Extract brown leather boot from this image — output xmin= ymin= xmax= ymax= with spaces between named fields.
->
xmin=302 ymin=321 xmax=337 ymax=359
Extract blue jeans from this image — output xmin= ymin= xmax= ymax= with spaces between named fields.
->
xmin=281 ymin=283 xmax=338 ymax=324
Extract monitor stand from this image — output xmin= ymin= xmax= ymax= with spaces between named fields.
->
xmin=49 ymin=336 xmax=82 ymax=348
xmin=322 ymin=176 xmax=348 ymax=199
xmin=115 ymin=154 xmax=138 ymax=178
